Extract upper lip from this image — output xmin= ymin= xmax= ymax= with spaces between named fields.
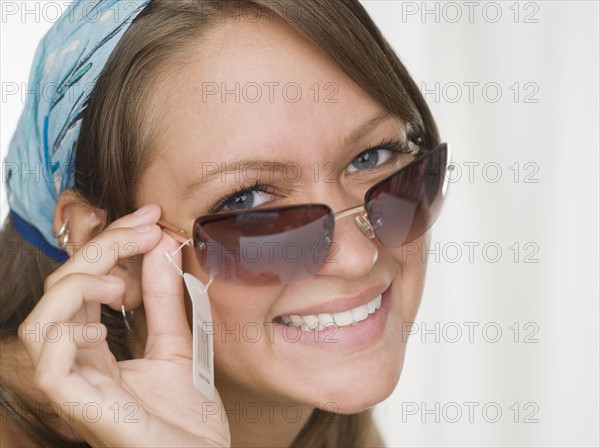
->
xmin=274 ymin=281 xmax=392 ymax=318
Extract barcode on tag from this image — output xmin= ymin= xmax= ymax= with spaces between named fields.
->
xmin=197 ymin=321 xmax=210 ymax=373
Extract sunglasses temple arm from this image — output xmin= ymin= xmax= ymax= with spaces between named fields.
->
xmin=157 ymin=219 xmax=193 ymax=246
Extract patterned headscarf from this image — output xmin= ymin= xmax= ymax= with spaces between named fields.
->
xmin=4 ymin=0 xmax=151 ymax=262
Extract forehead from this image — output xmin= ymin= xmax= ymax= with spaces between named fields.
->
xmin=151 ymin=16 xmax=392 ymax=168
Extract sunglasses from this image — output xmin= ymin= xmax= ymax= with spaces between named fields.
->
xmin=159 ymin=142 xmax=451 ymax=286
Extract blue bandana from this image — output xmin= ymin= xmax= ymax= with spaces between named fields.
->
xmin=4 ymin=0 xmax=152 ymax=262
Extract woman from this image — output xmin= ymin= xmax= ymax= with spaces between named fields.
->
xmin=0 ymin=0 xmax=449 ymax=446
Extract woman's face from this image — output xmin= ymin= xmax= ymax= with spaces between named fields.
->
xmin=137 ymin=16 xmax=429 ymax=413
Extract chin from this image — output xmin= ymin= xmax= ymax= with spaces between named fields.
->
xmin=314 ymin=376 xmax=401 ymax=414
xmin=298 ymin=352 xmax=405 ymax=414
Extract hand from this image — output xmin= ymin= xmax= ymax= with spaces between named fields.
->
xmin=19 ymin=204 xmax=231 ymax=447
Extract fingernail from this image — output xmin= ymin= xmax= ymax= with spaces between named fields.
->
xmin=134 ymin=224 xmax=153 ymax=233
xmin=134 ymin=205 xmax=150 ymax=216
xmin=101 ymin=275 xmax=119 ymax=282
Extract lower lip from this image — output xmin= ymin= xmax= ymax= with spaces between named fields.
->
xmin=272 ymin=285 xmax=392 ymax=352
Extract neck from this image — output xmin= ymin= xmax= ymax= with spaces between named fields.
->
xmin=215 ymin=378 xmax=314 ymax=448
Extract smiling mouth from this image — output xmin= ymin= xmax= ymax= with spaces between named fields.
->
xmin=273 ymin=294 xmax=383 ymax=331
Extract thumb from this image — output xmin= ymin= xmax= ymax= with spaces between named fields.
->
xmin=141 ymin=231 xmax=192 ymax=359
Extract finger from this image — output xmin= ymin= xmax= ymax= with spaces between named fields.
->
xmin=35 ymin=323 xmax=109 ymax=379
xmin=44 ymin=206 xmax=161 ymax=291
xmin=34 ymin=322 xmax=96 ymax=400
xmin=72 ymin=323 xmax=108 ymax=350
xmin=20 ymin=274 xmax=125 ymax=364
xmin=142 ymin=231 xmax=192 ymax=359
xmin=33 ymin=323 xmax=139 ymax=440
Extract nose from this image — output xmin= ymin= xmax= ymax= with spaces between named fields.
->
xmin=315 ymin=205 xmax=379 ymax=281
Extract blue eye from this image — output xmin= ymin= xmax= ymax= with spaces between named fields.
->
xmin=223 ymin=190 xmax=269 ymax=211
xmin=347 ymin=139 xmax=413 ymax=173
xmin=209 ymin=181 xmax=276 ymax=214
xmin=349 ymin=148 xmax=390 ymax=172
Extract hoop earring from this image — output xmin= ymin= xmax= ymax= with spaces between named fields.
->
xmin=53 ymin=221 xmax=69 ymax=250
xmin=121 ymin=302 xmax=135 ymax=331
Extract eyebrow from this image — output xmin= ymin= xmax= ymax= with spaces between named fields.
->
xmin=183 ymin=160 xmax=296 ymax=196
xmin=342 ymin=110 xmax=395 ymax=148
xmin=184 ymin=110 xmax=395 ymax=193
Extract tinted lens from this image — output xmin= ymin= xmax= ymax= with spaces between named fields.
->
xmin=193 ymin=204 xmax=334 ymax=286
xmin=365 ymin=143 xmax=449 ymax=247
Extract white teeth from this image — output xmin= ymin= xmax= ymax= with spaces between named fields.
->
xmin=318 ymin=313 xmax=335 ymax=328
xmin=375 ymin=295 xmax=382 ymax=310
xmin=352 ymin=305 xmax=369 ymax=323
xmin=367 ymin=300 xmax=376 ymax=314
xmin=290 ymin=315 xmax=303 ymax=326
xmin=279 ymin=294 xmax=383 ymax=331
xmin=302 ymin=315 xmax=319 ymax=330
xmin=333 ymin=310 xmax=354 ymax=326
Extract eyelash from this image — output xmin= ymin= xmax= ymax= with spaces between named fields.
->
xmin=207 ymin=138 xmax=415 ymax=214
xmin=208 ymin=181 xmax=275 ymax=214
xmin=362 ymin=138 xmax=415 ymax=166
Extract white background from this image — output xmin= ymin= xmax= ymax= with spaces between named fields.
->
xmin=1 ymin=1 xmax=599 ymax=446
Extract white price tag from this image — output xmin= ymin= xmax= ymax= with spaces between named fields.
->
xmin=182 ymin=273 xmax=215 ymax=401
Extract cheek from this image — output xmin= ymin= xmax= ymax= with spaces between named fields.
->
xmin=382 ymin=232 xmax=430 ymax=348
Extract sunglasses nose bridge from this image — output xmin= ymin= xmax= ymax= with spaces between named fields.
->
xmin=354 ymin=213 xmax=375 ymax=239
xmin=332 ymin=204 xmax=378 ymax=241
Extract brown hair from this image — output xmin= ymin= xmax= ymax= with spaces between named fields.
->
xmin=0 ymin=0 xmax=440 ymax=446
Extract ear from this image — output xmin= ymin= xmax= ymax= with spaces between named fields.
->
xmin=52 ymin=190 xmax=145 ymax=314
xmin=52 ymin=188 xmax=106 ymax=257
